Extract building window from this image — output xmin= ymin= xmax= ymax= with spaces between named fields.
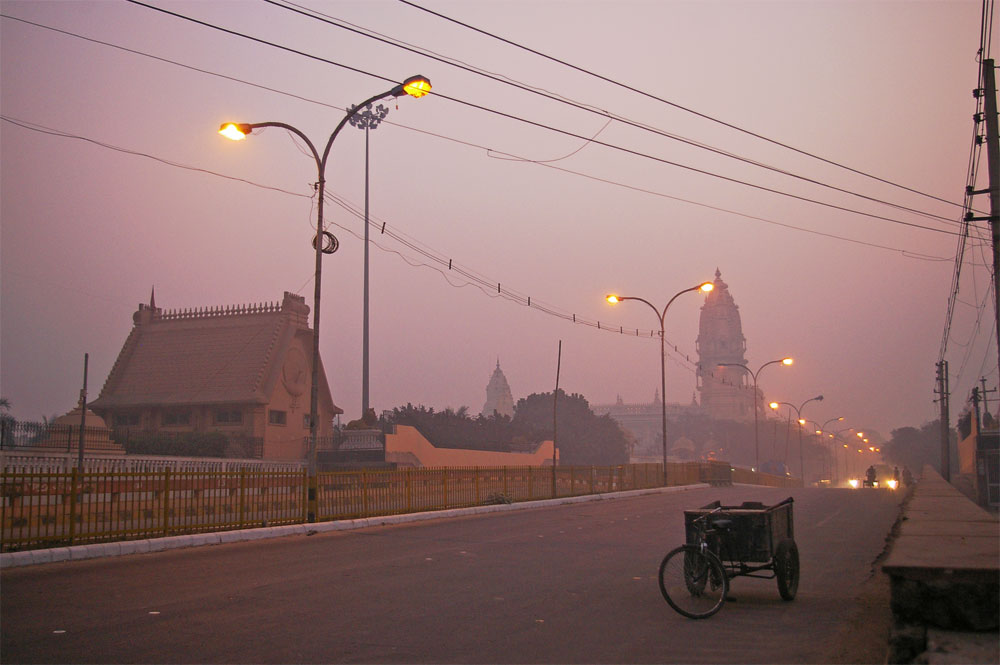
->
xmin=214 ymin=409 xmax=242 ymax=425
xmin=114 ymin=413 xmax=140 ymax=427
xmin=163 ymin=411 xmax=191 ymax=426
xmin=269 ymin=410 xmax=287 ymax=426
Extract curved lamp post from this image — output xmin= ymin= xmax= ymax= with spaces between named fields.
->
xmin=606 ymin=281 xmax=714 ymax=486
xmin=769 ymin=395 xmax=823 ymax=483
xmin=220 ymin=75 xmax=431 ymax=522
xmin=719 ymin=358 xmax=793 ymax=476
xmin=829 ymin=427 xmax=858 ymax=484
xmin=809 ymin=416 xmax=843 ymax=483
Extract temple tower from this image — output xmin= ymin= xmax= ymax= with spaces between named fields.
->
xmin=481 ymin=359 xmax=515 ymax=418
xmin=696 ymin=269 xmax=755 ymax=421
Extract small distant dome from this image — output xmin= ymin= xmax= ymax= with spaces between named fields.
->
xmin=54 ymin=407 xmax=109 ymax=430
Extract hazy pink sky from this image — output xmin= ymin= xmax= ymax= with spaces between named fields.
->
xmin=1 ymin=0 xmax=994 ymax=440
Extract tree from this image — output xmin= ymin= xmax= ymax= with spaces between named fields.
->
xmin=881 ymin=421 xmax=957 ymax=476
xmin=514 ymin=390 xmax=629 ymax=466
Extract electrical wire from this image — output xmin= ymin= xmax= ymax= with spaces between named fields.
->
xmin=0 ymin=115 xmax=313 ymax=199
xmin=119 ymin=0 xmax=967 ymax=238
xmin=268 ymin=0 xmax=965 ymax=229
xmin=0 ymin=11 xmax=957 ymax=259
xmin=396 ymin=0 xmax=975 ymax=216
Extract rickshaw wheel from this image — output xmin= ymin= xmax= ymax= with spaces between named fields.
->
xmin=659 ymin=545 xmax=728 ymax=619
xmin=775 ymin=538 xmax=799 ymax=600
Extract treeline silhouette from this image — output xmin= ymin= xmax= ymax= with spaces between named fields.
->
xmin=381 ymin=390 xmax=630 ymax=466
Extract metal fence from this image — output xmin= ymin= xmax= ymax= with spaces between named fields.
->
xmin=1 ymin=460 xmax=781 ymax=552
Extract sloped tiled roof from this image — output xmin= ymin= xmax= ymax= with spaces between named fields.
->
xmin=91 ymin=293 xmax=338 ymax=412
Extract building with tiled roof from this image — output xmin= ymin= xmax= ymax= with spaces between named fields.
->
xmin=90 ymin=291 xmax=341 ymax=460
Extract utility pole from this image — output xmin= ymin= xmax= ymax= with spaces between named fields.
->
xmin=971 ymin=386 xmax=982 ymax=433
xmin=936 ymin=360 xmax=951 ymax=481
xmin=968 ymin=59 xmax=1000 ymax=381
xmin=979 ymin=377 xmax=997 ymax=422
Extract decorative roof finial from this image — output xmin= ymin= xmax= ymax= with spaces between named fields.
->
xmin=150 ymin=286 xmax=156 ymax=310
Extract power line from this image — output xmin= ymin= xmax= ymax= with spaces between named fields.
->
xmin=397 ymin=0 xmax=974 ymax=216
xmin=1 ymin=3 xmax=961 ymax=266
xmin=119 ymin=0 xmax=967 ymax=238
xmin=0 ymin=115 xmax=312 ymax=199
xmin=1 ymin=113 xmax=702 ymax=370
xmin=267 ymin=0 xmax=964 ymax=230
xmin=0 ymin=9 xmax=956 ymax=260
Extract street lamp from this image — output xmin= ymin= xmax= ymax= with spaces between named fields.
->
xmin=810 ymin=416 xmax=843 ymax=483
xmin=220 ymin=74 xmax=432 ymax=522
xmin=719 ymin=357 xmax=793 ymax=476
xmin=769 ymin=395 xmax=823 ymax=483
xmin=606 ymin=281 xmax=714 ymax=485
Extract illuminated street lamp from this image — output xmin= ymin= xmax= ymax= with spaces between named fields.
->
xmin=769 ymin=395 xmax=823 ymax=483
xmin=809 ymin=416 xmax=843 ymax=482
xmin=220 ymin=75 xmax=432 ymax=522
xmin=719 ymin=357 xmax=793 ymax=476
xmin=606 ymin=281 xmax=714 ymax=485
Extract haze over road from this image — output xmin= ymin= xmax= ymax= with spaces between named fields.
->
xmin=1 ymin=486 xmax=901 ymax=663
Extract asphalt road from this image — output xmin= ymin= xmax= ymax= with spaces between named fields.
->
xmin=1 ymin=485 xmax=902 ymax=664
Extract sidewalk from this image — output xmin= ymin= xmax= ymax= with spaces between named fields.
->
xmin=882 ymin=466 xmax=999 ymax=664
xmin=1 ymin=483 xmax=709 ymax=569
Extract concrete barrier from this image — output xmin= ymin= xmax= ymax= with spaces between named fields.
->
xmin=882 ymin=465 xmax=998 ymax=663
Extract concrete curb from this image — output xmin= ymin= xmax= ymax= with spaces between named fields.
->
xmin=1 ymin=483 xmax=709 ymax=569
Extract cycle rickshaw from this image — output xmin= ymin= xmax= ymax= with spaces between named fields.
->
xmin=658 ymin=497 xmax=799 ymax=619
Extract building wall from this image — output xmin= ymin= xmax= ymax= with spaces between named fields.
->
xmin=386 ymin=425 xmax=555 ymax=467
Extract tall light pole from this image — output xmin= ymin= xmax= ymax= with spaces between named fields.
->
xmin=606 ymin=281 xmax=714 ymax=486
xmin=719 ymin=358 xmax=793 ymax=476
xmin=348 ymin=103 xmax=390 ymax=417
xmin=829 ymin=427 xmax=857 ymax=485
xmin=769 ymin=395 xmax=823 ymax=483
xmin=813 ymin=416 xmax=844 ymax=483
xmin=219 ymin=74 xmax=431 ymax=522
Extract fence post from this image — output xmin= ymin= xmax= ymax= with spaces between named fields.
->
xmin=474 ymin=467 xmax=480 ymax=504
xmin=363 ymin=472 xmax=369 ymax=517
xmin=161 ymin=468 xmax=171 ymax=538
xmin=406 ymin=468 xmax=412 ymax=513
xmin=442 ymin=468 xmax=448 ymax=509
xmin=68 ymin=468 xmax=79 ymax=545
xmin=528 ymin=466 xmax=533 ymax=500
xmin=238 ymin=469 xmax=247 ymax=529
xmin=503 ymin=466 xmax=508 ymax=496
xmin=302 ymin=469 xmax=309 ymax=523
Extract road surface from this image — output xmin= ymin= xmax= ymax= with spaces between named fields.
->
xmin=1 ymin=485 xmax=901 ymax=663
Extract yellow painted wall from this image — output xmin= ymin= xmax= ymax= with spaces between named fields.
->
xmin=386 ymin=425 xmax=555 ymax=467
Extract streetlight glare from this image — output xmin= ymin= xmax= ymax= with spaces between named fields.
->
xmin=400 ymin=75 xmax=432 ymax=98
xmin=769 ymin=402 xmax=779 ymax=410
xmin=606 ymin=295 xmax=620 ymax=304
xmin=219 ymin=123 xmax=249 ymax=140
xmin=798 ymin=418 xmax=806 ymax=425
xmin=782 ymin=357 xmax=794 ymax=365
xmin=699 ymin=282 xmax=714 ymax=293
